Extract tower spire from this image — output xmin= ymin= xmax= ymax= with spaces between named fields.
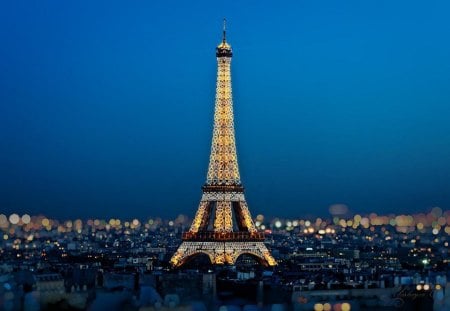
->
xmin=222 ymin=18 xmax=226 ymax=43
xmin=216 ymin=19 xmax=232 ymax=57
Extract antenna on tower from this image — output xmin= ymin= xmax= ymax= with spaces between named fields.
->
xmin=222 ymin=18 xmax=226 ymax=43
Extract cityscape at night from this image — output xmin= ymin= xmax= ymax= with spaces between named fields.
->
xmin=1 ymin=1 xmax=450 ymax=310
xmin=0 ymin=209 xmax=449 ymax=310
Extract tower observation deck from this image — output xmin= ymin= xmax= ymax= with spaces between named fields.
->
xmin=170 ymin=21 xmax=276 ymax=267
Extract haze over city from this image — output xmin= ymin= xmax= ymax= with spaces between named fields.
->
xmin=1 ymin=0 xmax=450 ymax=219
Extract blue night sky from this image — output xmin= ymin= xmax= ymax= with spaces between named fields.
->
xmin=1 ymin=1 xmax=449 ymax=220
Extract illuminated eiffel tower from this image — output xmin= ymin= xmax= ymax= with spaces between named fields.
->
xmin=170 ymin=21 xmax=276 ymax=267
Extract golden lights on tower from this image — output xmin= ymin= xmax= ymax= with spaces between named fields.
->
xmin=170 ymin=22 xmax=276 ymax=268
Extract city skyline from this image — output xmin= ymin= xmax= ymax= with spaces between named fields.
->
xmin=1 ymin=0 xmax=450 ymax=219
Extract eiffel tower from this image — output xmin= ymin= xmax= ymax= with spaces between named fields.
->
xmin=170 ymin=21 xmax=276 ymax=267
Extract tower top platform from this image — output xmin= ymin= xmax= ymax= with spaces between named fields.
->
xmin=216 ymin=18 xmax=232 ymax=57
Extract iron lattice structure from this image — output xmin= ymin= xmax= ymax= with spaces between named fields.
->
xmin=170 ymin=22 xmax=276 ymax=267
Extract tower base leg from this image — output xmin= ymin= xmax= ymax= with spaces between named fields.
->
xmin=170 ymin=241 xmax=276 ymax=267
